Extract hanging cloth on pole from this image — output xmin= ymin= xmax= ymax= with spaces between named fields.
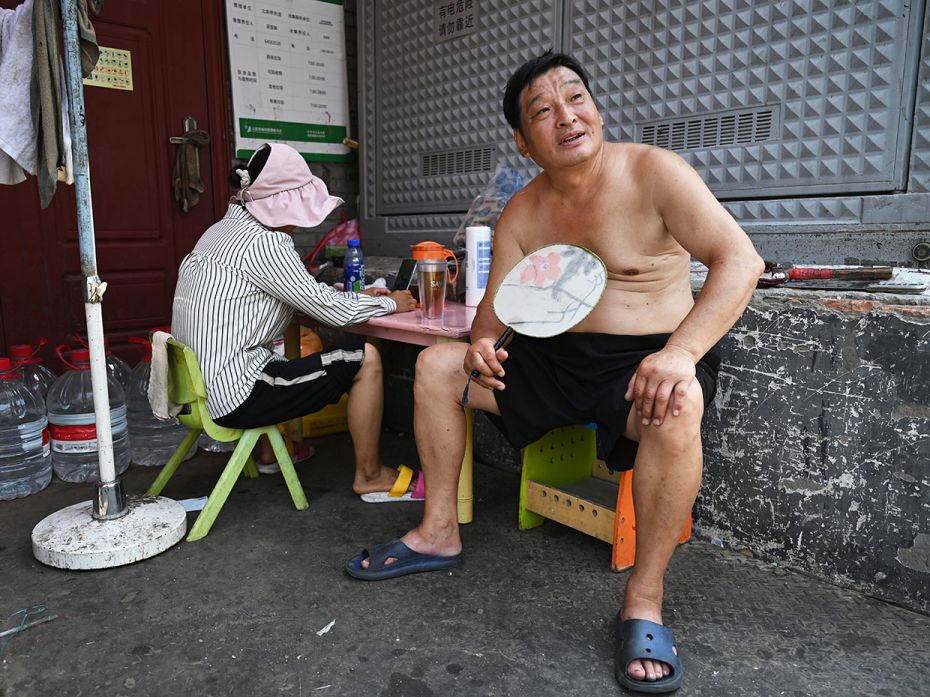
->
xmin=0 ymin=0 xmax=36 ymax=185
xmin=31 ymin=0 xmax=101 ymax=208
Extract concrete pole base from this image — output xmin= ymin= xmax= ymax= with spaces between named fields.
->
xmin=32 ymin=495 xmax=187 ymax=570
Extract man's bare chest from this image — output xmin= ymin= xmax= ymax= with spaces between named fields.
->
xmin=524 ymin=205 xmax=671 ymax=272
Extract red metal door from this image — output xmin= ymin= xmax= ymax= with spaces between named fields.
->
xmin=0 ymin=0 xmax=231 ymax=364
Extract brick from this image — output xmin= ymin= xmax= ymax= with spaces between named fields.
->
xmin=879 ymin=305 xmax=930 ymax=318
xmin=818 ymin=299 xmax=877 ymax=313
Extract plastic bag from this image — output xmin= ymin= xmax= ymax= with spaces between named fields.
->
xmin=325 ymin=212 xmax=359 ymax=246
xmin=452 ymin=164 xmax=527 ymax=248
xmin=304 ymin=212 xmax=360 ymax=271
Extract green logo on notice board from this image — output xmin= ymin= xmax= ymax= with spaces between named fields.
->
xmin=239 ymin=118 xmax=346 ymax=144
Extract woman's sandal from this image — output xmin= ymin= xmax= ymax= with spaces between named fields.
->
xmin=358 ymin=464 xmax=425 ymax=503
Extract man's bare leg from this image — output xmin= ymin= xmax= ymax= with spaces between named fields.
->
xmin=362 ymin=342 xmax=500 ymax=567
xmin=620 ymin=380 xmax=705 ymax=684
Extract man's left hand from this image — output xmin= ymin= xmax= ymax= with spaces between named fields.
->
xmin=360 ymin=287 xmax=390 ymax=297
xmin=625 ymin=346 xmax=697 ymax=426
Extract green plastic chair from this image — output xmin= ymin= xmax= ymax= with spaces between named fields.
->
xmin=146 ymin=337 xmax=308 ymax=541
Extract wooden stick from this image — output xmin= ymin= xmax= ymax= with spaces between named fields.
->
xmin=788 ymin=266 xmax=893 ymax=281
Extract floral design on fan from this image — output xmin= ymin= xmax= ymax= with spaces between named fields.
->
xmin=520 ymin=251 xmax=563 ymax=287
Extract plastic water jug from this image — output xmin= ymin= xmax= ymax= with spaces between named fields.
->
xmin=9 ymin=340 xmax=58 ymax=399
xmin=46 ymin=347 xmax=131 ymax=483
xmin=198 ymin=434 xmax=236 ymax=453
xmin=0 ymin=358 xmax=51 ymax=500
xmin=73 ymin=334 xmax=132 ymax=387
xmin=410 ymin=241 xmax=459 ymax=284
xmin=125 ymin=336 xmax=197 ymax=466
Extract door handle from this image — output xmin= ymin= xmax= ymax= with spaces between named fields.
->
xmin=169 ymin=116 xmax=210 ymax=212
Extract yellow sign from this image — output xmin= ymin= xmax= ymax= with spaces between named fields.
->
xmin=83 ymin=46 xmax=133 ymax=91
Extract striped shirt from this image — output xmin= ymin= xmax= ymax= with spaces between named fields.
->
xmin=172 ymin=203 xmax=395 ymax=418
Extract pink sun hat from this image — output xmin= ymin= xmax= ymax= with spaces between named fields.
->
xmin=239 ymin=143 xmax=343 ymax=228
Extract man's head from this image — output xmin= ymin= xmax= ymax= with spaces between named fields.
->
xmin=502 ymin=51 xmax=603 ymax=168
xmin=502 ymin=51 xmax=593 ymax=134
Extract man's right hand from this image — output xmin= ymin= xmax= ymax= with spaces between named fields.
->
xmin=387 ymin=290 xmax=417 ymax=313
xmin=463 ymin=337 xmax=508 ymax=391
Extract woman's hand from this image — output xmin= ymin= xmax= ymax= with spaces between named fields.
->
xmin=360 ymin=287 xmax=415 ymax=312
xmin=385 ymin=290 xmax=417 ymax=312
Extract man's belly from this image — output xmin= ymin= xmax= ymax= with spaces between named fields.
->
xmin=569 ymin=284 xmax=694 ymax=336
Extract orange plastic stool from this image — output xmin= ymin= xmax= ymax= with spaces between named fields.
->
xmin=612 ymin=468 xmax=692 ymax=571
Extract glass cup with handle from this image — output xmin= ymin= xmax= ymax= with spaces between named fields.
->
xmin=417 ymin=258 xmax=448 ymax=320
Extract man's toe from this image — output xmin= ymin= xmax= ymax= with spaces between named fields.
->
xmin=626 ymin=659 xmax=646 ymax=680
xmin=629 ymin=658 xmax=674 ymax=682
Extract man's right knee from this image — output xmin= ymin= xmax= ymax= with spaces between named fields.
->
xmin=414 ymin=344 xmax=501 ymax=414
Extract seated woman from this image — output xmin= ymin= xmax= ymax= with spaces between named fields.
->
xmin=171 ymin=142 xmax=419 ymax=499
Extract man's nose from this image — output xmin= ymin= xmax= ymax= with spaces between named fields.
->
xmin=554 ymin=102 xmax=576 ymax=127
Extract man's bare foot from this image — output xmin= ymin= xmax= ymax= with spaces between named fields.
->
xmin=352 ymin=464 xmax=408 ymax=495
xmin=360 ymin=523 xmax=461 ymax=569
xmin=621 ymin=598 xmax=674 ymax=683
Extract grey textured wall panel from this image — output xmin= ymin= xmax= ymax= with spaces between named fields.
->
xmin=360 ymin=0 xmax=928 ymax=261
xmin=725 ymin=196 xmax=864 ymax=225
xmin=364 ymin=0 xmax=556 ymax=216
xmin=566 ymin=0 xmax=922 ymax=198
xmin=909 ymin=6 xmax=930 ymax=192
xmin=358 ymin=0 xmax=377 ymax=223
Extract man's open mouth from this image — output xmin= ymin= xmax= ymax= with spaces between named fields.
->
xmin=560 ymin=131 xmax=585 ymax=145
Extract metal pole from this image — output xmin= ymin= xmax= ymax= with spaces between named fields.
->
xmin=59 ymin=0 xmax=126 ymax=519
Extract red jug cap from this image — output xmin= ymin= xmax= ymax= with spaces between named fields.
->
xmin=8 ymin=345 xmax=32 ymax=358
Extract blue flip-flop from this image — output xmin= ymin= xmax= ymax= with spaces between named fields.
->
xmin=614 ymin=616 xmax=684 ymax=694
xmin=345 ymin=538 xmax=463 ymax=581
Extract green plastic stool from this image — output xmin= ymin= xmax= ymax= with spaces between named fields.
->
xmin=146 ymin=338 xmax=309 ymax=541
xmin=518 ymin=425 xmax=597 ymax=530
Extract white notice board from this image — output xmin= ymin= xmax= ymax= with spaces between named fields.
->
xmin=225 ymin=0 xmax=350 ymax=162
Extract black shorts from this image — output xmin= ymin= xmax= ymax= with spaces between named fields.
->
xmin=214 ymin=346 xmax=365 ymax=429
xmin=489 ymin=332 xmax=721 ymax=471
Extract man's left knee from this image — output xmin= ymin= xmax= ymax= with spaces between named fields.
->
xmin=676 ymin=379 xmax=706 ymax=421
xmin=646 ymin=381 xmax=705 ymax=440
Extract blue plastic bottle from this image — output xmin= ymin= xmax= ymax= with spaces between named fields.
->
xmin=343 ymin=239 xmax=366 ymax=292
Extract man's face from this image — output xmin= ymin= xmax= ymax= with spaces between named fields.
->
xmin=514 ymin=66 xmax=604 ymax=168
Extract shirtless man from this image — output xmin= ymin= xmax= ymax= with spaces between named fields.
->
xmin=346 ymin=51 xmax=764 ymax=693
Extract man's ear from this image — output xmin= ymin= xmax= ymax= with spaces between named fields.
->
xmin=514 ymin=130 xmax=529 ymax=158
